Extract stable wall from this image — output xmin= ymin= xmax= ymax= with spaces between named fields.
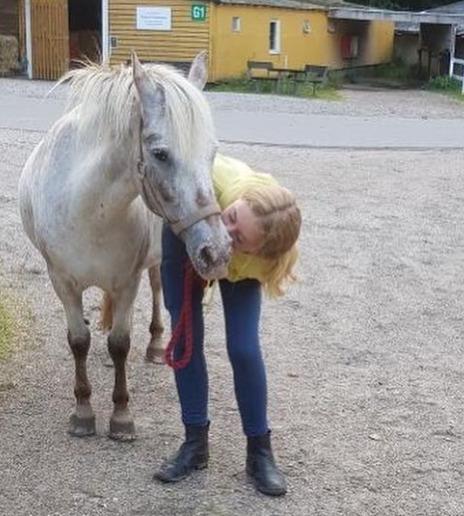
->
xmin=109 ymin=0 xmax=210 ymax=66
xmin=210 ymin=5 xmax=330 ymax=80
xmin=211 ymin=7 xmax=394 ymax=80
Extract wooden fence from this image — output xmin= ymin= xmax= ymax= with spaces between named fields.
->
xmin=31 ymin=0 xmax=69 ymax=80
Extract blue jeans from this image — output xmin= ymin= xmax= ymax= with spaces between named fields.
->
xmin=161 ymin=225 xmax=269 ymax=437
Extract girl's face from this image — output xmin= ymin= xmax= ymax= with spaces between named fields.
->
xmin=221 ymin=199 xmax=263 ymax=255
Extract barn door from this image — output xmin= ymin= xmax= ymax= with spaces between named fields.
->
xmin=31 ymin=0 xmax=69 ymax=80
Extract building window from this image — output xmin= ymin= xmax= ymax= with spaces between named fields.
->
xmin=232 ymin=17 xmax=241 ymax=32
xmin=269 ymin=20 xmax=281 ymax=54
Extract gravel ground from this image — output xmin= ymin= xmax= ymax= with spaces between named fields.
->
xmin=2 ymin=77 xmax=464 ymax=119
xmin=1 ymin=84 xmax=464 ymax=516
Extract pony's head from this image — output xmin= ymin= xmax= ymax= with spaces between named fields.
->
xmin=132 ymin=52 xmax=231 ymax=280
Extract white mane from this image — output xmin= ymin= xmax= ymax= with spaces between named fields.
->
xmin=58 ymin=62 xmax=216 ymax=159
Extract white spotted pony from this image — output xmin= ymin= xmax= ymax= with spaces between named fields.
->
xmin=19 ymin=52 xmax=231 ymax=440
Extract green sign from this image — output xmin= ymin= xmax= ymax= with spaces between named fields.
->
xmin=191 ymin=4 xmax=207 ymax=21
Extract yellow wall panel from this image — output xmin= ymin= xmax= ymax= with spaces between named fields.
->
xmin=109 ymin=0 xmax=210 ymax=65
xmin=365 ymin=20 xmax=395 ymax=65
xmin=211 ymin=6 xmax=330 ymax=80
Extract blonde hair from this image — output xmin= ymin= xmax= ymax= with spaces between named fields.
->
xmin=242 ymin=184 xmax=301 ymax=297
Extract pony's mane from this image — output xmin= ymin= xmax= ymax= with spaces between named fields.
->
xmin=57 ymin=61 xmax=215 ymax=158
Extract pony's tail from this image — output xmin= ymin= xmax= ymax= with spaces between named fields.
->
xmin=99 ymin=292 xmax=113 ymax=332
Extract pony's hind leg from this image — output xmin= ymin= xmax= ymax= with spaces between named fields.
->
xmin=49 ymin=270 xmax=95 ymax=437
xmin=145 ymin=265 xmax=165 ymax=364
xmin=107 ymin=279 xmax=140 ymax=441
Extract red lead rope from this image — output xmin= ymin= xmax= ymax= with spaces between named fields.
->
xmin=164 ymin=261 xmax=206 ymax=370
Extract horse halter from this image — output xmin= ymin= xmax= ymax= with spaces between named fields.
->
xmin=136 ymin=119 xmax=221 ymax=236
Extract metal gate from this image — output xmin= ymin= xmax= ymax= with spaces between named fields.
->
xmin=31 ymin=0 xmax=69 ymax=80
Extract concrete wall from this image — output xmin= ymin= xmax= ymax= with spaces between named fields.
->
xmin=394 ymin=32 xmax=419 ymax=66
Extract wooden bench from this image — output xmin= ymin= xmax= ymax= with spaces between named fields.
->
xmin=297 ymin=65 xmax=329 ymax=94
xmin=246 ymin=61 xmax=278 ymax=91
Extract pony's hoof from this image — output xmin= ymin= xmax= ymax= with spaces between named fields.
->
xmin=145 ymin=347 xmax=165 ymax=365
xmin=109 ymin=418 xmax=136 ymax=442
xmin=69 ymin=414 xmax=96 ymax=437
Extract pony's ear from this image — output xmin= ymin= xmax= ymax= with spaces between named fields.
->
xmin=132 ymin=51 xmax=165 ymax=124
xmin=131 ymin=51 xmax=143 ymax=81
xmin=188 ymin=51 xmax=208 ymax=90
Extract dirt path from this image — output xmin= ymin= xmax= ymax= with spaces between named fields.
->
xmin=1 ymin=87 xmax=464 ymax=515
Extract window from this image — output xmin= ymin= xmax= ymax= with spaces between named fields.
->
xmin=232 ymin=16 xmax=241 ymax=32
xmin=269 ymin=20 xmax=281 ymax=54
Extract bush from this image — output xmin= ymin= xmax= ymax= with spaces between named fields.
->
xmin=206 ymin=75 xmax=340 ymax=99
xmin=327 ymin=70 xmax=344 ymax=89
xmin=362 ymin=61 xmax=417 ymax=81
xmin=428 ymin=75 xmax=462 ymax=92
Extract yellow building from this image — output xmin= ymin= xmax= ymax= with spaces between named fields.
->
xmin=14 ymin=0 xmax=394 ymax=80
xmin=109 ymin=0 xmax=394 ymax=81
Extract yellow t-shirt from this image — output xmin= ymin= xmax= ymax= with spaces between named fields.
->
xmin=212 ymin=153 xmax=277 ymax=284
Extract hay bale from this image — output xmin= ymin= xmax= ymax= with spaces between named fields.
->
xmin=0 ymin=34 xmax=19 ymax=76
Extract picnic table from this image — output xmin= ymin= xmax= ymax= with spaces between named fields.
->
xmin=246 ymin=61 xmax=328 ymax=94
xmin=272 ymin=67 xmax=306 ymax=93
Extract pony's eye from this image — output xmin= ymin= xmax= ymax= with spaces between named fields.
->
xmin=153 ymin=149 xmax=169 ymax=162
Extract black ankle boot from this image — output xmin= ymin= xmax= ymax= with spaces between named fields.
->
xmin=154 ymin=423 xmax=209 ymax=483
xmin=246 ymin=431 xmax=287 ymax=496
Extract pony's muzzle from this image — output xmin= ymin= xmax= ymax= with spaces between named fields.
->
xmin=199 ymin=244 xmax=216 ymax=270
xmin=198 ymin=243 xmax=228 ymax=277
xmin=184 ymin=220 xmax=232 ymax=281
xmin=192 ymin=241 xmax=231 ymax=280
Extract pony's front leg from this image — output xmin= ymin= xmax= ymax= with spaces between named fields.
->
xmin=107 ymin=280 xmax=140 ymax=441
xmin=49 ymin=271 xmax=95 ymax=437
xmin=145 ymin=265 xmax=165 ymax=364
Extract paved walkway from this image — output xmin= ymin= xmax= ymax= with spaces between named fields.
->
xmin=1 ymin=87 xmax=463 ymax=149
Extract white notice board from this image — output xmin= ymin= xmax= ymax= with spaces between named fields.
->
xmin=136 ymin=7 xmax=172 ymax=31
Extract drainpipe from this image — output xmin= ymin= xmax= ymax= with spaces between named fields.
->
xmin=25 ymin=0 xmax=32 ymax=78
xmin=449 ymin=24 xmax=456 ymax=78
xmin=102 ymin=0 xmax=109 ymax=63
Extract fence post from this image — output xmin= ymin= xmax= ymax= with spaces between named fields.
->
xmin=462 ymin=65 xmax=464 ymax=94
xmin=451 ymin=57 xmax=464 ymax=95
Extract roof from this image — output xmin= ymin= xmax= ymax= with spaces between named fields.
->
xmin=214 ymin=0 xmax=356 ymax=11
xmin=213 ymin=0 xmax=464 ymax=19
xmin=395 ymin=2 xmax=464 ymax=35
xmin=395 ymin=21 xmax=419 ymax=33
xmin=428 ymin=1 xmax=464 ymax=13
xmin=329 ymin=6 xmax=464 ymax=24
